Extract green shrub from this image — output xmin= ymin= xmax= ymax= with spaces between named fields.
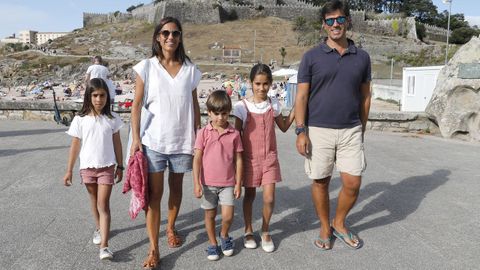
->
xmin=392 ymin=20 xmax=399 ymax=35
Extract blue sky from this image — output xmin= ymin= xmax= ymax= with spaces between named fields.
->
xmin=0 ymin=1 xmax=138 ymax=38
xmin=431 ymin=0 xmax=480 ymax=27
xmin=1 ymin=0 xmax=479 ymax=39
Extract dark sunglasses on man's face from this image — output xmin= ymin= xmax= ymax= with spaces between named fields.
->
xmin=324 ymin=16 xmax=347 ymax=26
xmin=160 ymin=30 xmax=181 ymax=38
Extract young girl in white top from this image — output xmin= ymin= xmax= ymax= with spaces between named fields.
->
xmin=233 ymin=64 xmax=294 ymax=252
xmin=63 ymin=78 xmax=124 ymax=260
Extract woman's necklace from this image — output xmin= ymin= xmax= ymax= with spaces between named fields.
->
xmin=251 ymin=98 xmax=268 ymax=110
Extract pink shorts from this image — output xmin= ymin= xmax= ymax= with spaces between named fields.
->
xmin=243 ymin=154 xmax=282 ymax=188
xmin=79 ymin=165 xmax=115 ymax=185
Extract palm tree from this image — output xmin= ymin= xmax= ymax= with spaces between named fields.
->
xmin=279 ymin=47 xmax=287 ymax=66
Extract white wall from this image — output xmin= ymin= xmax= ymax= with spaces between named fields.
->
xmin=401 ymin=66 xmax=443 ymax=112
xmin=372 ymin=83 xmax=402 ymax=102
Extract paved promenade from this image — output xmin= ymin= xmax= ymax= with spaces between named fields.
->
xmin=1 ymin=120 xmax=479 ymax=270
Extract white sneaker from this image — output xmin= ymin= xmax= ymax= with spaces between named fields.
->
xmin=243 ymin=233 xmax=257 ymax=249
xmin=261 ymin=233 xmax=275 ymax=253
xmin=92 ymin=229 xmax=101 ymax=245
xmin=99 ymin=247 xmax=114 ymax=260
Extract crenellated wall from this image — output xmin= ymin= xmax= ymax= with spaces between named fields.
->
xmin=221 ymin=4 xmax=320 ymax=22
xmin=163 ymin=1 xmax=221 ymax=24
xmin=81 ymin=0 xmax=448 ymax=43
xmin=131 ymin=3 xmax=159 ymax=23
xmin=362 ymin=17 xmax=417 ymax=40
xmin=83 ymin=12 xmax=132 ymax=28
xmin=424 ymin=24 xmax=450 ymax=42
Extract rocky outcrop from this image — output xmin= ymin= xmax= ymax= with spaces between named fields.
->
xmin=426 ymin=36 xmax=480 ymax=141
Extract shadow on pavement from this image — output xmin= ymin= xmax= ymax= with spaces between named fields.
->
xmin=349 ymin=169 xmax=451 ymax=232
xmin=0 ymin=145 xmax=69 ymax=157
xmin=112 ymin=169 xmax=449 ymax=267
xmin=0 ymin=128 xmax=66 ymax=138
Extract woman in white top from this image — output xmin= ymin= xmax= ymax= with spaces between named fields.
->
xmin=130 ymin=17 xmax=201 ymax=268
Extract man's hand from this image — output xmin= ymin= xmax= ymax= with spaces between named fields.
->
xmin=296 ymin=133 xmax=310 ymax=157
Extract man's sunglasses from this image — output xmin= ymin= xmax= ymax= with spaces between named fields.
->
xmin=160 ymin=30 xmax=181 ymax=38
xmin=324 ymin=16 xmax=347 ymax=26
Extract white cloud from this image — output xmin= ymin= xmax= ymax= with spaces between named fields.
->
xmin=465 ymin=16 xmax=480 ymax=27
xmin=0 ymin=4 xmax=49 ymax=37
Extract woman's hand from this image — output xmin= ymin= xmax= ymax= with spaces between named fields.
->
xmin=129 ymin=139 xmax=143 ymax=157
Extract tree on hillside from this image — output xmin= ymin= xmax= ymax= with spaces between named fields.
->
xmin=415 ymin=22 xmax=426 ymax=41
xmin=279 ymin=47 xmax=287 ymax=65
xmin=400 ymin=0 xmax=438 ymax=23
xmin=434 ymin=11 xmax=469 ymax=31
xmin=293 ymin=16 xmax=307 ymax=31
xmin=293 ymin=16 xmax=309 ymax=45
xmin=450 ymin=27 xmax=479 ymax=44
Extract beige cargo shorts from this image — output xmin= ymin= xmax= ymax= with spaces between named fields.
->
xmin=305 ymin=125 xmax=366 ymax=179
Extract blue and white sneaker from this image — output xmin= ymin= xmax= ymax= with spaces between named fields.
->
xmin=219 ymin=233 xmax=234 ymax=256
xmin=206 ymin=245 xmax=220 ymax=261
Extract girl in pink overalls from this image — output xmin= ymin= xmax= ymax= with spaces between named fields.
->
xmin=233 ymin=64 xmax=295 ymax=252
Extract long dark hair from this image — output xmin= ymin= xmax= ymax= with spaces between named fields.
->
xmin=249 ymin=63 xmax=273 ymax=84
xmin=151 ymin=17 xmax=190 ymax=63
xmin=78 ymin=78 xmax=113 ymax=118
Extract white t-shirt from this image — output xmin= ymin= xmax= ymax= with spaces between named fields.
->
xmin=105 ymin=79 xmax=116 ymax=101
xmin=86 ymin=64 xmax=110 ymax=80
xmin=233 ymin=98 xmax=282 ymax=129
xmin=133 ymin=57 xmax=201 ymax=154
xmin=66 ymin=113 xmax=124 ymax=169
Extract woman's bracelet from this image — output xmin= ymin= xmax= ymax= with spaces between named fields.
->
xmin=117 ymin=165 xmax=125 ymax=171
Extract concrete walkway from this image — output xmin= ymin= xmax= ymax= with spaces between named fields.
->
xmin=0 ymin=120 xmax=479 ymax=269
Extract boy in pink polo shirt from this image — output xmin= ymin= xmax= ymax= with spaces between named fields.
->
xmin=193 ymin=90 xmax=243 ymax=261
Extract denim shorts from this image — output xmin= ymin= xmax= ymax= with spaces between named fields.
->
xmin=143 ymin=145 xmax=193 ymax=173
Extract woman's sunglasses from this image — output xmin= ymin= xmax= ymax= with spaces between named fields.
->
xmin=324 ymin=16 xmax=347 ymax=26
xmin=160 ymin=30 xmax=181 ymax=38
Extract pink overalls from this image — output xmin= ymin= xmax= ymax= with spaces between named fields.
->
xmin=242 ymin=100 xmax=281 ymax=187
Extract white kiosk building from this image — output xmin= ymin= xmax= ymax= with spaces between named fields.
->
xmin=401 ymin=66 xmax=443 ymax=112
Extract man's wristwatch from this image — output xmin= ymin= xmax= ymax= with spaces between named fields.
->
xmin=295 ymin=125 xmax=306 ymax=135
xmin=117 ymin=165 xmax=125 ymax=171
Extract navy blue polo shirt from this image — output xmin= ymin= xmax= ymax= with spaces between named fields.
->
xmin=297 ymin=39 xmax=371 ymax=129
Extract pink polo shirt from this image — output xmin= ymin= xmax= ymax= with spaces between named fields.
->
xmin=195 ymin=123 xmax=243 ymax=187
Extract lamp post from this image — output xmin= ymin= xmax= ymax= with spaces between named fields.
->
xmin=443 ymin=0 xmax=452 ymax=65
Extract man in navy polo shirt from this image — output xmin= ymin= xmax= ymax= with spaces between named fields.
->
xmin=294 ymin=0 xmax=371 ymax=250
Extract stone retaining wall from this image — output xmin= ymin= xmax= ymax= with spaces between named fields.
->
xmin=0 ymin=101 xmax=438 ymax=134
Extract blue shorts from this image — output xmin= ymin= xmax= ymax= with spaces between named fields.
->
xmin=143 ymin=145 xmax=193 ymax=173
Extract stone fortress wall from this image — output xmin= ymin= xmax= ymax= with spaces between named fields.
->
xmin=424 ymin=24 xmax=451 ymax=42
xmin=83 ymin=0 xmax=448 ymax=42
xmin=83 ymin=12 xmax=132 ymax=27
